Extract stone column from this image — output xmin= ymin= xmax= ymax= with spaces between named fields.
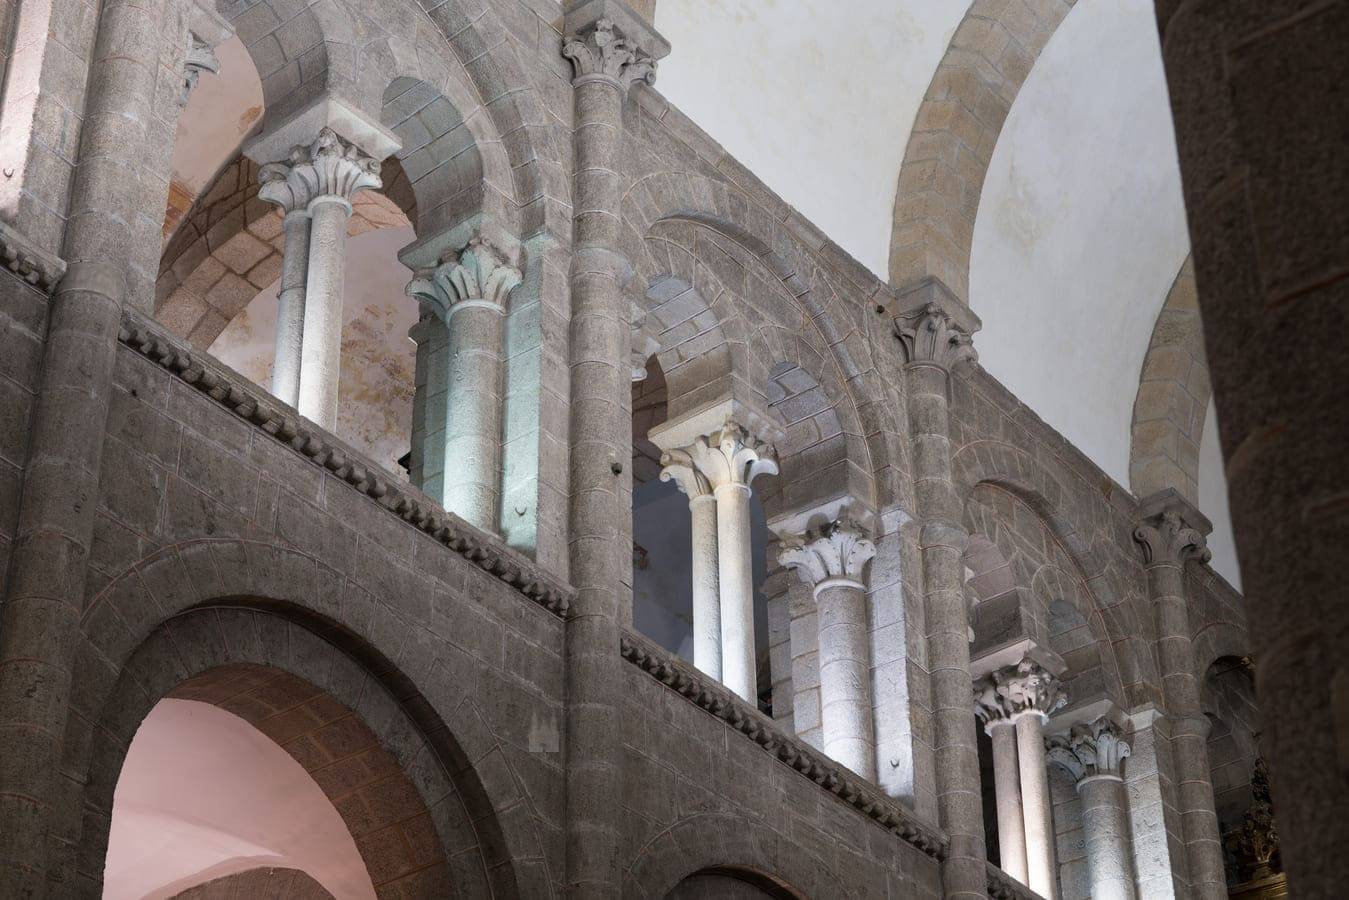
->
xmin=406 ymin=237 xmax=521 ymax=532
xmin=1133 ymin=491 xmax=1226 ymax=899
xmin=974 ymin=678 xmax=1029 ymax=884
xmin=996 ymin=657 xmax=1068 ymax=900
xmin=0 ymin=0 xmax=172 ymax=890
xmin=893 ymin=282 xmax=986 ymax=898
xmin=561 ymin=8 xmax=666 ymax=897
xmin=1049 ymin=718 xmax=1136 ymax=900
xmin=676 ymin=422 xmax=778 ymax=702
xmin=779 ymin=519 xmax=878 ymax=778
xmin=658 ymin=451 xmax=721 ymax=680
xmin=258 ymin=128 xmax=381 ymax=429
xmin=257 ymin=166 xmax=312 ymax=407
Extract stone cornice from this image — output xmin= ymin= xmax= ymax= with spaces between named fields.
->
xmin=116 ymin=312 xmax=572 ymax=617
xmin=619 ymin=629 xmax=948 ymax=861
xmin=0 ymin=221 xmax=66 ymax=292
xmin=987 ymin=861 xmax=1046 ymax=900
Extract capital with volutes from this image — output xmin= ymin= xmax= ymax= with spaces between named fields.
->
xmin=778 ymin=520 xmax=877 ymax=594
xmin=405 ymin=237 xmax=522 ymax=321
xmin=258 ymin=128 xmax=382 ymax=216
xmin=1134 ymin=488 xmax=1213 ymax=567
xmin=660 ymin=421 xmax=778 ymax=499
xmin=1048 ymin=716 xmax=1131 ymax=783
xmin=993 ymin=656 xmax=1067 ymax=722
xmin=563 ymin=17 xmax=658 ymax=90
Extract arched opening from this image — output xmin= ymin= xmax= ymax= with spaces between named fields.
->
xmin=104 ymin=664 xmax=446 ymax=899
xmin=664 ymin=866 xmax=803 ymax=899
xmin=1202 ymin=656 xmax=1261 ymax=884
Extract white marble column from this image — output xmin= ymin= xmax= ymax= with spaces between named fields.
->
xmin=996 ymin=657 xmax=1067 ymax=900
xmin=258 ymin=163 xmax=312 ymax=407
xmin=975 ymin=678 xmax=1029 ymax=883
xmin=258 ymin=128 xmax=381 ymax=429
xmin=659 ymin=452 xmax=721 ymax=680
xmin=407 ymin=237 xmax=521 ymax=532
xmin=674 ymin=421 xmax=777 ymax=702
xmin=1049 ymin=717 xmax=1137 ymax=900
xmin=779 ymin=519 xmax=877 ymax=778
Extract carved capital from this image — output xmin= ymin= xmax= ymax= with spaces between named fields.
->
xmin=1134 ymin=509 xmax=1212 ymax=566
xmin=180 ymin=33 xmax=219 ymax=106
xmin=973 ymin=674 xmax=1018 ymax=730
xmin=563 ymin=18 xmax=657 ymax=89
xmin=660 ymin=421 xmax=778 ymax=496
xmin=1048 ymin=717 xmax=1131 ymax=782
xmin=895 ymin=302 xmax=978 ymax=371
xmin=658 ymin=447 xmax=712 ymax=499
xmin=778 ymin=520 xmax=876 ymax=589
xmin=993 ymin=657 xmax=1067 ymax=719
xmin=406 ymin=237 xmax=521 ymax=320
xmin=258 ymin=128 xmax=382 ymax=214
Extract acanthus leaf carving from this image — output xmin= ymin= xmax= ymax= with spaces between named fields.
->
xmin=258 ymin=128 xmax=382 ymax=214
xmin=1047 ymin=717 xmax=1131 ymax=783
xmin=406 ymin=236 xmax=522 ymax=320
xmin=778 ymin=520 xmax=877 ymax=588
xmin=895 ymin=302 xmax=977 ymax=370
xmin=563 ymin=18 xmax=657 ymax=90
xmin=1133 ymin=509 xmax=1212 ymax=566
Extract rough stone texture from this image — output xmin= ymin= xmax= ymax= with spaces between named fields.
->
xmin=1129 ymin=256 xmax=1210 ymax=503
xmin=169 ymin=866 xmax=334 ymax=899
xmin=1157 ymin=4 xmax=1349 ymax=892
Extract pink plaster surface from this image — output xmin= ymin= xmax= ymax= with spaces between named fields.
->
xmin=105 ymin=699 xmax=375 ymax=900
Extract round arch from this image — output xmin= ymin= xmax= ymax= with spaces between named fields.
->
xmin=623 ymin=813 xmax=839 ymax=899
xmin=60 ymin=539 xmax=553 ymax=898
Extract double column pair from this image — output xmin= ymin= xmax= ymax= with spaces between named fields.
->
xmin=658 ymin=422 xmax=778 ymax=703
xmin=974 ymin=658 xmax=1069 ymax=900
xmin=257 ymin=129 xmax=382 ymax=430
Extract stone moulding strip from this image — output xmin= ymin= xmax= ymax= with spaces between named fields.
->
xmin=618 ymin=629 xmax=949 ymax=861
xmin=117 ymin=311 xmax=572 ymax=617
xmin=985 ymin=862 xmax=1045 ymax=900
xmin=0 ymin=221 xmax=66 ymax=291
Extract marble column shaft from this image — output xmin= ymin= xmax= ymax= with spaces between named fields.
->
xmin=1015 ymin=711 xmax=1057 ymax=900
xmin=1135 ymin=503 xmax=1226 ymax=899
xmin=896 ymin=302 xmax=985 ymax=899
xmin=658 ymin=455 xmax=721 ymax=679
xmin=562 ymin=17 xmax=656 ymax=897
xmin=780 ymin=520 xmax=877 ymax=779
xmin=989 ymin=721 xmax=1028 ymax=882
xmin=0 ymin=0 xmax=174 ymax=889
xmin=272 ymin=211 xmax=310 ymax=405
xmin=259 ymin=128 xmax=381 ymax=430
xmin=989 ymin=656 xmax=1068 ymax=900
xmin=406 ymin=238 xmax=521 ymax=532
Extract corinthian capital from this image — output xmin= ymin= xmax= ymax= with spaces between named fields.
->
xmin=994 ymin=657 xmax=1067 ymax=719
xmin=973 ymin=674 xmax=1018 ymax=730
xmin=662 ymin=421 xmax=778 ymax=495
xmin=563 ymin=18 xmax=658 ymax=89
xmin=778 ymin=520 xmax=877 ymax=590
xmin=406 ymin=237 xmax=522 ymax=320
xmin=895 ymin=302 xmax=978 ymax=370
xmin=659 ymin=448 xmax=713 ymax=500
xmin=258 ymin=128 xmax=382 ymax=214
xmin=1048 ymin=717 xmax=1131 ymax=782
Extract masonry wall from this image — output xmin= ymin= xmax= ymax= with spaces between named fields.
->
xmin=0 ymin=273 xmax=47 ymax=600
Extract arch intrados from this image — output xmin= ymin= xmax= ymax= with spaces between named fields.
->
xmin=668 ymin=866 xmax=807 ymax=900
xmin=83 ymin=621 xmax=463 ymax=898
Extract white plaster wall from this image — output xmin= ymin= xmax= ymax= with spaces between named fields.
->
xmin=210 ymin=227 xmax=419 ymax=475
xmin=1198 ymin=399 xmax=1241 ymax=589
xmin=105 ymin=699 xmax=373 ymax=900
xmin=172 ymin=37 xmax=263 ymax=195
xmin=653 ymin=0 xmax=968 ymax=278
xmin=969 ymin=0 xmax=1190 ymax=489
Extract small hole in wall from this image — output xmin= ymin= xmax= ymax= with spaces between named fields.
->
xmin=875 ymin=305 xmax=885 ymax=315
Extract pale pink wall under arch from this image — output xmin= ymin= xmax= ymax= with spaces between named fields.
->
xmin=105 ymin=699 xmax=375 ymax=900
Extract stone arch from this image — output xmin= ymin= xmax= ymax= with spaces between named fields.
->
xmin=622 ymin=174 xmax=890 ymax=509
xmin=622 ymin=813 xmax=838 ymax=899
xmin=169 ymin=866 xmax=333 ymax=899
xmin=99 ymin=656 xmax=446 ymax=896
xmin=952 ymin=440 xmax=1159 ymax=707
xmin=63 ymin=539 xmax=552 ymax=898
xmin=1129 ymin=255 xmax=1212 ymax=501
xmin=155 ymin=168 xmax=412 ymax=347
xmin=888 ymin=0 xmax=1080 ymax=300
